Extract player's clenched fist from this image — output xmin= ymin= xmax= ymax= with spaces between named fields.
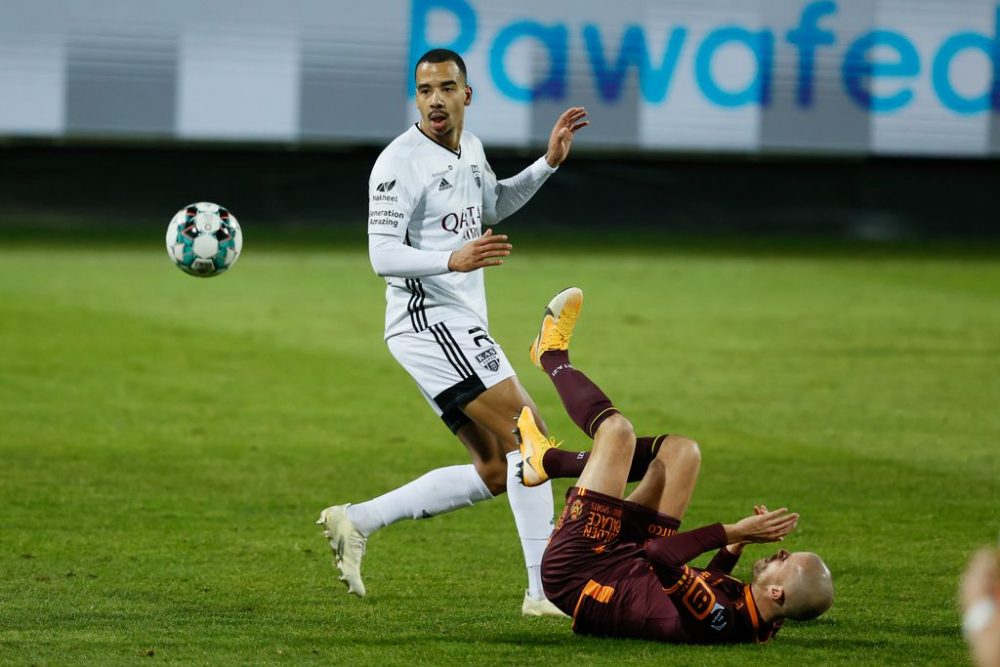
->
xmin=447 ymin=228 xmax=513 ymax=272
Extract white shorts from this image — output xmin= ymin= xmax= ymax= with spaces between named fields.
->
xmin=387 ymin=322 xmax=516 ymax=433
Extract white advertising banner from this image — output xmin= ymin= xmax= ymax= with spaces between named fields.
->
xmin=0 ymin=0 xmax=997 ymax=156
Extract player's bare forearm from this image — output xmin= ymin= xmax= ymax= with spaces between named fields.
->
xmin=724 ymin=505 xmax=769 ymax=554
xmin=544 ymin=107 xmax=589 ymax=168
xmin=447 ymin=228 xmax=512 ymax=272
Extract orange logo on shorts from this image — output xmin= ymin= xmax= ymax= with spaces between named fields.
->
xmin=569 ymin=500 xmax=584 ymax=521
xmin=648 ymin=524 xmax=677 ymax=537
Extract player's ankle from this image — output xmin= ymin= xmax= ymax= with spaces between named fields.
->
xmin=540 ymin=349 xmax=570 ymax=374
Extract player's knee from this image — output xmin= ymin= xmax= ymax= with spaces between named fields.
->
xmin=598 ymin=413 xmax=635 ymax=444
xmin=661 ymin=435 xmax=701 ymax=469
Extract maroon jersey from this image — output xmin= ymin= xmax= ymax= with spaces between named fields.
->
xmin=543 ymin=487 xmax=781 ymax=645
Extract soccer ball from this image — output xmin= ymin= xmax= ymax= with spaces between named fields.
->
xmin=165 ymin=202 xmax=243 ymax=277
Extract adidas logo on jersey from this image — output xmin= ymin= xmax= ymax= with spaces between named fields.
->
xmin=376 ymin=180 xmax=396 ymax=192
xmin=438 ymin=178 xmax=452 ymax=191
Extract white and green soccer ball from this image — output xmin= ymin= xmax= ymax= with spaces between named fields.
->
xmin=165 ymin=202 xmax=243 ymax=277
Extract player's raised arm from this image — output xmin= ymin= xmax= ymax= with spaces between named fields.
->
xmin=645 ymin=508 xmax=798 ymax=575
xmin=645 ymin=524 xmax=730 ymax=573
xmin=724 ymin=507 xmax=799 ymax=544
xmin=481 ymin=107 xmax=588 ymax=226
xmin=725 ymin=505 xmax=769 ymax=555
xmin=544 ymin=106 xmax=589 ymax=168
xmin=705 ymin=505 xmax=770 ymax=573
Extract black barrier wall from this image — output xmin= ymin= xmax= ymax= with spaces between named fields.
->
xmin=0 ymin=143 xmax=995 ymax=239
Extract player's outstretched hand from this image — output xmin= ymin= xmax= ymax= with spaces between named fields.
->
xmin=724 ymin=505 xmax=771 ymax=554
xmin=726 ymin=507 xmax=799 ymax=545
xmin=545 ymin=106 xmax=589 ymax=168
xmin=447 ymin=228 xmax=512 ymax=272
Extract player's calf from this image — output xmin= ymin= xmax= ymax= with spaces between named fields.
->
xmin=635 ymin=435 xmax=701 ymax=520
xmin=472 ymin=458 xmax=508 ymax=495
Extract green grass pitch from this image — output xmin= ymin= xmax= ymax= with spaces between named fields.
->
xmin=1 ymin=236 xmax=997 ymax=665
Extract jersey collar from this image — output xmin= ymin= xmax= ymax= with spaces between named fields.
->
xmin=413 ymin=123 xmax=462 ymax=158
xmin=743 ymin=585 xmax=781 ymax=643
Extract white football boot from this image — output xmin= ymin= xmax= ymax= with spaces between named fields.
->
xmin=316 ymin=504 xmax=367 ymax=597
xmin=521 ymin=590 xmax=570 ymax=618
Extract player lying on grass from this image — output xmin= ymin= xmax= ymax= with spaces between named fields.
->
xmin=512 ymin=288 xmax=833 ymax=642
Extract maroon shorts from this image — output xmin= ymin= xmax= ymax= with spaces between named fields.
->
xmin=541 ymin=487 xmax=681 ymax=616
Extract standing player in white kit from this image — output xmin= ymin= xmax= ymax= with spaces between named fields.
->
xmin=317 ymin=48 xmax=588 ymax=616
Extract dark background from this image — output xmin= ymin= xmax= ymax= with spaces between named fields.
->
xmin=1 ymin=141 xmax=996 ymax=241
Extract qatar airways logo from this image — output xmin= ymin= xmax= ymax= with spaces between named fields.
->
xmin=441 ymin=205 xmax=482 ymax=241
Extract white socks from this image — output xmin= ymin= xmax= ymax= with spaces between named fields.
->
xmin=342 ymin=454 xmax=555 ymax=602
xmin=505 ymin=450 xmax=555 ymax=600
xmin=346 ymin=464 xmax=493 ymax=536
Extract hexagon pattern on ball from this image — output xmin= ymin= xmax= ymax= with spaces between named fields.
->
xmin=165 ymin=202 xmax=242 ymax=277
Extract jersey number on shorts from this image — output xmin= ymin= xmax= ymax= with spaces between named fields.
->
xmin=468 ymin=326 xmax=495 ymax=347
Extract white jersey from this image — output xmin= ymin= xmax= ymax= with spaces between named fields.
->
xmin=368 ymin=124 xmax=554 ymax=339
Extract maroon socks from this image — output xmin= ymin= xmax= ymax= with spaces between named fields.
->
xmin=538 ymin=349 xmax=669 ymax=482
xmin=541 ymin=435 xmax=666 ymax=483
xmin=539 ymin=350 xmax=619 ymax=437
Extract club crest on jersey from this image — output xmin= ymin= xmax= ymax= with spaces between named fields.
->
xmin=569 ymin=499 xmax=584 ymax=521
xmin=475 ymin=347 xmax=500 ymax=373
xmin=376 ymin=180 xmax=396 ymax=192
xmin=470 ymin=164 xmax=481 ymax=188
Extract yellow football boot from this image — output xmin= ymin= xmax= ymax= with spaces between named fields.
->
xmin=528 ymin=287 xmax=583 ymax=370
xmin=514 ymin=406 xmax=561 ymax=488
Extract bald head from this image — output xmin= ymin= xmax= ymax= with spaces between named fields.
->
xmin=782 ymin=552 xmax=834 ymax=620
